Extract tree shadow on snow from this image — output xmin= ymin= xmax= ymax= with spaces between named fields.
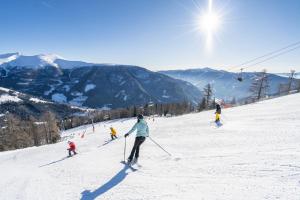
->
xmin=80 ymin=162 xmax=136 ymax=200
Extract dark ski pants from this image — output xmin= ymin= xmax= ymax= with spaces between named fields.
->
xmin=128 ymin=136 xmax=146 ymax=160
xmin=111 ymin=135 xmax=118 ymax=140
xmin=68 ymin=149 xmax=77 ymax=156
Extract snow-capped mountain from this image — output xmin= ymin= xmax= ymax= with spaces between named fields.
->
xmin=0 ymin=53 xmax=202 ymax=108
xmin=0 ymin=86 xmax=86 ymax=120
xmin=0 ymin=53 xmax=19 ymax=65
xmin=0 ymin=53 xmax=94 ymax=69
xmin=160 ymin=68 xmax=296 ymax=101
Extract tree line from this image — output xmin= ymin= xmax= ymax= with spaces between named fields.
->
xmin=60 ymin=101 xmax=195 ymax=130
xmin=0 ymin=112 xmax=60 ymax=151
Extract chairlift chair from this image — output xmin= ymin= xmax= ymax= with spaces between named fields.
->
xmin=237 ymin=68 xmax=244 ymax=82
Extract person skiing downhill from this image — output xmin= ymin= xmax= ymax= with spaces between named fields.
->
xmin=215 ymin=103 xmax=222 ymax=126
xmin=110 ymin=127 xmax=118 ymax=140
xmin=67 ymin=141 xmax=77 ymax=157
xmin=124 ymin=114 xmax=149 ymax=164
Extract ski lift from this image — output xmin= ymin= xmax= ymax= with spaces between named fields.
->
xmin=237 ymin=68 xmax=244 ymax=82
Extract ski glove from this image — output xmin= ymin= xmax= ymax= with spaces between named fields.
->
xmin=125 ymin=133 xmax=129 ymax=137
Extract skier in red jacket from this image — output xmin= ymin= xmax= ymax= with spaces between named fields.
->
xmin=67 ymin=141 xmax=77 ymax=157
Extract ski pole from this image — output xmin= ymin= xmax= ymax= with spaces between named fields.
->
xmin=123 ymin=137 xmax=127 ymax=162
xmin=149 ymin=136 xmax=172 ymax=156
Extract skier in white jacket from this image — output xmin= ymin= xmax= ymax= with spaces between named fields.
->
xmin=125 ymin=114 xmax=149 ymax=164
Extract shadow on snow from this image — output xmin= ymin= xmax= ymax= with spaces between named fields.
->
xmin=97 ymin=137 xmax=122 ymax=148
xmin=39 ymin=157 xmax=69 ymax=167
xmin=80 ymin=162 xmax=136 ymax=200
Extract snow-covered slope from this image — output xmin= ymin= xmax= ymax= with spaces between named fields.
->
xmin=0 ymin=86 xmax=87 ymax=120
xmin=1 ymin=94 xmax=300 ymax=199
xmin=0 ymin=53 xmax=93 ymax=69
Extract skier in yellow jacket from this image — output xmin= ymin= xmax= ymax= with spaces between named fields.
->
xmin=215 ymin=103 xmax=222 ymax=126
xmin=110 ymin=127 xmax=118 ymax=140
xmin=215 ymin=112 xmax=220 ymax=122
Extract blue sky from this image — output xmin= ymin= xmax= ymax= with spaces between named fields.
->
xmin=0 ymin=0 xmax=299 ymax=72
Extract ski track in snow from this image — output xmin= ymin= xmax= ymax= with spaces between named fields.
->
xmin=1 ymin=94 xmax=300 ymax=199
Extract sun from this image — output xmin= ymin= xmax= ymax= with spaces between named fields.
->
xmin=198 ymin=0 xmax=223 ymax=51
xmin=200 ymin=11 xmax=221 ymax=33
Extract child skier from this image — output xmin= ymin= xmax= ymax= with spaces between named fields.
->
xmin=124 ymin=114 xmax=149 ymax=164
xmin=110 ymin=127 xmax=118 ymax=140
xmin=67 ymin=141 xmax=77 ymax=157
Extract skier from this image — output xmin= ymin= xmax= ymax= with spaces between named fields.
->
xmin=124 ymin=114 xmax=149 ymax=164
xmin=110 ymin=127 xmax=118 ymax=140
xmin=215 ymin=103 xmax=222 ymax=126
xmin=67 ymin=141 xmax=77 ymax=157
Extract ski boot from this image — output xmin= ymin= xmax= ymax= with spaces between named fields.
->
xmin=131 ymin=157 xmax=138 ymax=165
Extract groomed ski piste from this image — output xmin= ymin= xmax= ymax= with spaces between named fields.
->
xmin=1 ymin=93 xmax=300 ymax=200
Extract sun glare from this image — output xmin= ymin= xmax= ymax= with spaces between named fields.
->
xmin=198 ymin=0 xmax=222 ymax=51
xmin=200 ymin=12 xmax=220 ymax=33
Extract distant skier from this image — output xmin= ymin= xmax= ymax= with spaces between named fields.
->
xmin=67 ymin=141 xmax=77 ymax=157
xmin=110 ymin=127 xmax=118 ymax=140
xmin=215 ymin=103 xmax=222 ymax=126
xmin=124 ymin=114 xmax=149 ymax=164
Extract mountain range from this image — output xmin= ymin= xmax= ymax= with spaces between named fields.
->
xmin=1 ymin=52 xmax=297 ymax=107
xmin=159 ymin=68 xmax=297 ymax=101
xmin=0 ymin=53 xmax=202 ymax=109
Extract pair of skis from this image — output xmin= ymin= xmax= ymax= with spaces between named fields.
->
xmin=120 ymin=160 xmax=140 ymax=171
xmin=210 ymin=120 xmax=223 ymax=128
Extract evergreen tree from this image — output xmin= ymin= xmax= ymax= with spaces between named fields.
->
xmin=198 ymin=98 xmax=207 ymax=111
xmin=203 ymin=84 xmax=213 ymax=109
